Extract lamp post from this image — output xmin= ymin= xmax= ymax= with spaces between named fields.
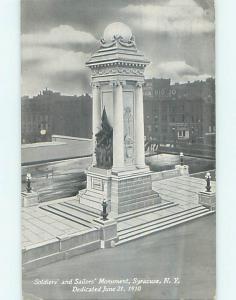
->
xmin=101 ymin=198 xmax=108 ymax=221
xmin=172 ymin=127 xmax=176 ymax=148
xmin=180 ymin=152 xmax=184 ymax=166
xmin=40 ymin=128 xmax=47 ymax=142
xmin=205 ymin=172 xmax=211 ymax=192
xmin=26 ymin=173 xmax=32 ymax=193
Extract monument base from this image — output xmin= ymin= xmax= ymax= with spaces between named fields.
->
xmin=79 ymin=166 xmax=161 ymax=216
xmin=198 ymin=191 xmax=216 ymax=211
xmin=21 ymin=191 xmax=39 ymax=207
xmin=175 ymin=165 xmax=189 ymax=176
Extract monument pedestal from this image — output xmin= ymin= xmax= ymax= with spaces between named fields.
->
xmin=79 ymin=166 xmax=161 ymax=215
xmin=198 ymin=191 xmax=216 ymax=211
xmin=110 ymin=167 xmax=161 ymax=214
xmin=21 ymin=191 xmax=39 ymax=207
xmin=175 ymin=165 xmax=189 ymax=176
xmin=79 ymin=167 xmax=112 ymax=212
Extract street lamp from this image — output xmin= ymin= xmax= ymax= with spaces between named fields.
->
xmin=101 ymin=198 xmax=108 ymax=221
xmin=205 ymin=172 xmax=211 ymax=192
xmin=180 ymin=152 xmax=184 ymax=166
xmin=26 ymin=173 xmax=32 ymax=193
xmin=172 ymin=127 xmax=176 ymax=148
xmin=40 ymin=128 xmax=47 ymax=142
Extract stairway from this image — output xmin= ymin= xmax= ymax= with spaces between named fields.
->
xmin=117 ymin=201 xmax=178 ymax=222
xmin=116 ymin=205 xmax=214 ymax=245
xmin=79 ymin=190 xmax=105 ymax=211
xmin=40 ymin=201 xmax=100 ymax=229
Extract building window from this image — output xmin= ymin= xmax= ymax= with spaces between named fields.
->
xmin=178 ymin=130 xmax=189 ymax=139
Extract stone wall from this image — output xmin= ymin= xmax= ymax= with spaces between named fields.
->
xmin=21 ymin=135 xmax=92 ymax=165
xmin=151 ymin=168 xmax=182 ymax=182
xmin=22 ymin=228 xmax=100 ymax=270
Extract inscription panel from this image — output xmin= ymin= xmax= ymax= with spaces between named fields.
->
xmin=92 ymin=178 xmax=104 ymax=191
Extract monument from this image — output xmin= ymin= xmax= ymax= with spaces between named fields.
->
xmin=79 ymin=22 xmax=161 ymax=215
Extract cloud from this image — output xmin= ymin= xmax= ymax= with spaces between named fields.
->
xmin=22 ymin=25 xmax=97 ymax=47
xmin=22 ymin=46 xmax=91 ymax=95
xmin=145 ymin=60 xmax=211 ymax=83
xmin=158 ymin=61 xmax=199 ymax=76
xmin=21 ymin=25 xmax=97 ymax=96
xmin=121 ymin=0 xmax=214 ymax=34
xmin=22 ymin=22 xmax=95 ymax=94
xmin=22 ymin=46 xmax=90 ymax=72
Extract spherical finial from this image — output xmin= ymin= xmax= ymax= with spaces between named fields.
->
xmin=103 ymin=22 xmax=132 ymax=42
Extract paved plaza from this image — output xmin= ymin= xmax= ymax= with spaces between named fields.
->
xmin=22 ymin=175 xmax=215 ymax=250
xmin=23 ymin=214 xmax=216 ymax=300
xmin=22 ymin=198 xmax=92 ymax=248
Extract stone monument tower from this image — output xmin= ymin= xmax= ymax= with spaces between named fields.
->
xmin=79 ymin=22 xmax=161 ymax=215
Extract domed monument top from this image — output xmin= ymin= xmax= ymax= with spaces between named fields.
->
xmin=86 ymin=21 xmax=149 ymax=72
xmin=103 ymin=22 xmax=133 ymax=43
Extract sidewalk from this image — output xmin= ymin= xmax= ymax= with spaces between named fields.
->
xmin=22 ymin=197 xmax=90 ymax=249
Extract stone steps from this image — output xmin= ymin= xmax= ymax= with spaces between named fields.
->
xmin=118 ymin=192 xmax=161 ymax=214
xmin=79 ymin=190 xmax=160 ymax=213
xmin=79 ymin=192 xmax=103 ymax=210
xmin=119 ymin=191 xmax=158 ymax=206
xmin=116 ymin=206 xmax=213 ymax=245
xmin=64 ymin=201 xmax=100 ymax=217
xmin=117 ymin=201 xmax=178 ymax=222
xmin=118 ymin=189 xmax=153 ymax=202
xmin=40 ymin=204 xmax=95 ymax=229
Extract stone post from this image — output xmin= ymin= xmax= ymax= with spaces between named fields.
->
xmin=93 ymin=218 xmax=118 ymax=248
xmin=112 ymin=81 xmax=125 ymax=171
xmin=198 ymin=191 xmax=216 ymax=211
xmin=92 ymin=83 xmax=101 ymax=166
xmin=135 ymin=82 xmax=146 ymax=168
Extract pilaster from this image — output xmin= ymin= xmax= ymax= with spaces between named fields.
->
xmin=112 ymin=80 xmax=125 ymax=171
xmin=92 ymin=82 xmax=101 ymax=166
xmin=135 ymin=81 xmax=146 ymax=168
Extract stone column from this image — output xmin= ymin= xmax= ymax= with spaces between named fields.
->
xmin=135 ymin=82 xmax=146 ymax=168
xmin=92 ymin=83 xmax=101 ymax=166
xmin=112 ymin=81 xmax=124 ymax=171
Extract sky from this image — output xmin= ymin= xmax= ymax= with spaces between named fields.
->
xmin=21 ymin=0 xmax=215 ymax=97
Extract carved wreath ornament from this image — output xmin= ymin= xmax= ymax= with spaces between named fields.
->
xmin=100 ymin=34 xmax=136 ymax=48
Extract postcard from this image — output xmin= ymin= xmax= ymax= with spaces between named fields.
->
xmin=21 ymin=1 xmax=215 ymax=299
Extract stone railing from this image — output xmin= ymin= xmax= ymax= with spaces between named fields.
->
xmin=151 ymin=166 xmax=189 ymax=182
xmin=22 ymin=227 xmax=101 ymax=270
xmin=22 ymin=219 xmax=118 ymax=271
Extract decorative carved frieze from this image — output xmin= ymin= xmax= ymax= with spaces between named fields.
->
xmin=91 ymin=66 xmax=144 ymax=77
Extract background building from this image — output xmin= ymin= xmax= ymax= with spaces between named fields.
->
xmin=22 ymin=78 xmax=215 ymax=156
xmin=143 ymin=78 xmax=215 ymax=149
xmin=21 ymin=89 xmax=92 ymax=143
